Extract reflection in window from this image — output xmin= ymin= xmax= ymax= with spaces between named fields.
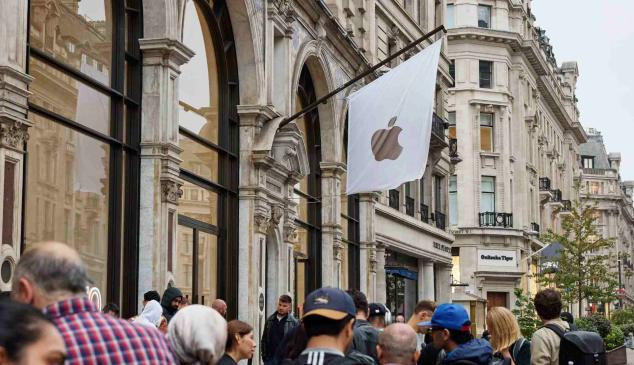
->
xmin=448 ymin=112 xmax=456 ymax=139
xmin=478 ymin=5 xmax=491 ymax=28
xmin=25 ymin=114 xmax=110 ymax=298
xmin=179 ymin=1 xmax=219 ymax=144
xmin=29 ymin=0 xmax=112 ymax=85
xmin=480 ymin=112 xmax=494 ymax=152
xmin=446 ymin=4 xmax=455 ymax=28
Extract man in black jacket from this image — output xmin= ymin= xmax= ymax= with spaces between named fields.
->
xmin=347 ymin=289 xmax=380 ymax=363
xmin=262 ymin=294 xmax=299 ymax=365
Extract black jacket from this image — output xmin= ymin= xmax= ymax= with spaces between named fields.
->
xmin=261 ymin=312 xmax=299 ymax=361
xmin=161 ymin=287 xmax=183 ymax=323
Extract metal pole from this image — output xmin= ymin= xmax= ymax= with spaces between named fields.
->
xmin=277 ymin=25 xmax=447 ymax=129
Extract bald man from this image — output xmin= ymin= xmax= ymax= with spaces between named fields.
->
xmin=377 ymin=323 xmax=420 ymax=365
xmin=12 ymin=242 xmax=176 ymax=364
xmin=212 ymin=298 xmax=227 ymax=317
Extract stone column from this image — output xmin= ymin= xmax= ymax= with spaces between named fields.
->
xmin=374 ymin=243 xmax=387 ymax=304
xmin=422 ymin=261 xmax=435 ymax=300
xmin=0 ymin=0 xmax=31 ymax=292
xmin=418 ymin=259 xmax=426 ymax=301
xmin=435 ymin=264 xmax=452 ymax=303
xmin=359 ymin=193 xmax=379 ymax=299
xmin=321 ymin=162 xmax=345 ymax=287
xmin=137 ymin=38 xmax=194 ymax=306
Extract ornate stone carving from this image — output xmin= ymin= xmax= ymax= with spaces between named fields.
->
xmin=271 ymin=205 xmax=284 ymax=225
xmin=161 ymin=180 xmax=183 ymax=204
xmin=369 ymin=247 xmax=378 ymax=272
xmin=333 ymin=242 xmax=345 ymax=261
xmin=254 ymin=202 xmax=272 ymax=234
xmin=284 ymin=223 xmax=298 ymax=243
xmin=0 ymin=119 xmax=29 ymax=150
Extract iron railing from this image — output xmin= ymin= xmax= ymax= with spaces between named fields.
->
xmin=432 ymin=112 xmax=447 ymax=140
xmin=389 ymin=189 xmax=400 ymax=210
xmin=561 ymin=200 xmax=572 ymax=211
xmin=421 ymin=204 xmax=429 ymax=223
xmin=539 ymin=177 xmax=551 ymax=191
xmin=405 ymin=197 xmax=415 ymax=217
xmin=479 ymin=212 xmax=513 ymax=228
xmin=531 ymin=222 xmax=540 ymax=233
xmin=449 ymin=138 xmax=458 ymax=157
xmin=551 ymin=189 xmax=562 ymax=202
xmin=434 ymin=211 xmax=446 ymax=230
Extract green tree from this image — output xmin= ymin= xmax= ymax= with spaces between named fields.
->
xmin=538 ymin=202 xmax=619 ymax=316
xmin=512 ymin=288 xmax=541 ymax=339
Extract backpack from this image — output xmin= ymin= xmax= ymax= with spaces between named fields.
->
xmin=544 ymin=324 xmax=606 ymax=365
xmin=510 ymin=338 xmax=529 ymax=365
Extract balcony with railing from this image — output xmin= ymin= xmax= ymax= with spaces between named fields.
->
xmin=539 ymin=177 xmax=551 ymax=191
xmin=479 ymin=212 xmax=513 ymax=228
xmin=561 ymin=200 xmax=572 ymax=212
xmin=434 ymin=211 xmax=446 ymax=230
xmin=405 ymin=197 xmax=415 ymax=217
xmin=420 ymin=203 xmax=429 ymax=223
xmin=551 ymin=189 xmax=562 ymax=202
xmin=431 ymin=112 xmax=448 ymax=149
xmin=389 ymin=189 xmax=400 ymax=210
xmin=531 ymin=222 xmax=540 ymax=233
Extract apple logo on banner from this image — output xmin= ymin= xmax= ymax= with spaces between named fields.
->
xmin=371 ymin=116 xmax=403 ymax=161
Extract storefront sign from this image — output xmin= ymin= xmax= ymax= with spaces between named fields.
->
xmin=433 ymin=242 xmax=451 ymax=253
xmin=477 ymin=249 xmax=517 ymax=267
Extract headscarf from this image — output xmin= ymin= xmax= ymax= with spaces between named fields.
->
xmin=133 ymin=300 xmax=162 ymax=329
xmin=167 ymin=305 xmax=227 ymax=365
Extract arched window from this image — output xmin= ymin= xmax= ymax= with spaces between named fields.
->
xmin=176 ymin=0 xmax=239 ymax=316
xmin=342 ymin=121 xmax=361 ymax=289
xmin=25 ymin=0 xmax=143 ymax=312
xmin=294 ymin=66 xmax=322 ymax=306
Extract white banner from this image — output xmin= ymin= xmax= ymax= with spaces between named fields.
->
xmin=346 ymin=40 xmax=442 ymax=195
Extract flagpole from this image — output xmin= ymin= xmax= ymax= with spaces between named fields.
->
xmin=277 ymin=25 xmax=447 ymax=129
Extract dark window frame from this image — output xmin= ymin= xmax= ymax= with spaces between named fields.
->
xmin=479 ymin=60 xmax=493 ymax=88
xmin=342 ymin=121 xmax=361 ymax=290
xmin=176 ymin=0 xmax=240 ymax=319
xmin=24 ymin=0 xmax=143 ymax=316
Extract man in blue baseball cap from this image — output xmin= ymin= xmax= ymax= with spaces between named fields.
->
xmin=290 ymin=287 xmax=374 ymax=365
xmin=418 ymin=303 xmax=493 ymax=365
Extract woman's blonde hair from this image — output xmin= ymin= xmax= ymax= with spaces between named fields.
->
xmin=486 ymin=307 xmax=521 ymax=353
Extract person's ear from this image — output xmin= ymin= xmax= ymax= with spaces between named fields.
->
xmin=12 ymin=277 xmax=35 ymax=305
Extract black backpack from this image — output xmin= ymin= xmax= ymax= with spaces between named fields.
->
xmin=544 ymin=324 xmax=606 ymax=365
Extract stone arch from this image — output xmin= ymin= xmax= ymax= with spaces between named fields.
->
xmin=291 ymin=41 xmax=340 ymax=163
xmin=225 ymin=0 xmax=264 ymax=105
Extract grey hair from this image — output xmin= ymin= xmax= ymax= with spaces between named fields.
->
xmin=13 ymin=247 xmax=91 ymax=296
xmin=379 ymin=324 xmax=418 ymax=364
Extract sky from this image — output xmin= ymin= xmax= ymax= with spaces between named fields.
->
xmin=531 ymin=0 xmax=634 ymax=179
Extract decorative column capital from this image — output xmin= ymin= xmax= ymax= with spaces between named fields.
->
xmin=0 ymin=118 xmax=30 ymax=151
xmin=161 ymin=179 xmax=183 ymax=204
xmin=139 ymin=38 xmax=195 ymax=69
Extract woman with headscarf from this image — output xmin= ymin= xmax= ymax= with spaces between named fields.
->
xmin=133 ymin=300 xmax=163 ymax=331
xmin=168 ymin=305 xmax=227 ymax=365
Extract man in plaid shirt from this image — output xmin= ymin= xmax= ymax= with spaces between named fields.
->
xmin=12 ymin=242 xmax=175 ymax=364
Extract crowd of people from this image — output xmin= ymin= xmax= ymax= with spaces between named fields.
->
xmin=0 ymin=241 xmax=594 ymax=365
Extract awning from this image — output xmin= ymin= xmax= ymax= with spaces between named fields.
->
xmin=385 ymin=267 xmax=418 ymax=281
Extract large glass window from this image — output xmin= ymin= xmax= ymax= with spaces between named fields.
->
xmin=481 ymin=176 xmax=496 ymax=213
xmin=294 ymin=66 xmax=322 ymax=305
xmin=175 ymin=0 xmax=239 ymax=315
xmin=342 ymin=127 xmax=360 ymax=290
xmin=446 ymin=4 xmax=455 ymax=29
xmin=448 ymin=112 xmax=456 ymax=139
xmin=449 ymin=60 xmax=456 ymax=87
xmin=480 ymin=112 xmax=494 ymax=152
xmin=26 ymin=0 xmax=142 ymax=311
xmin=449 ymin=175 xmax=457 ymax=225
xmin=478 ymin=5 xmax=492 ymax=28
xmin=479 ymin=61 xmax=493 ymax=88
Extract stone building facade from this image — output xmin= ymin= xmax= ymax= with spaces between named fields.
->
xmin=445 ymin=0 xmax=586 ymax=329
xmin=579 ymin=129 xmax=634 ymax=311
xmin=0 ymin=0 xmax=454 ymax=349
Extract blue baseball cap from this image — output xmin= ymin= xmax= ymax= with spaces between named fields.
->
xmin=417 ymin=303 xmax=471 ymax=331
xmin=303 ymin=287 xmax=356 ymax=320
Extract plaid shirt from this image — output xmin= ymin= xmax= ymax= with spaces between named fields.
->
xmin=44 ymin=297 xmax=176 ymax=364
